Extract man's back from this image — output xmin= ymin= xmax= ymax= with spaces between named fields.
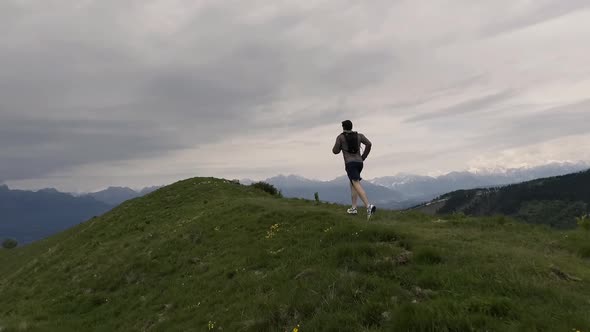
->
xmin=333 ymin=131 xmax=372 ymax=163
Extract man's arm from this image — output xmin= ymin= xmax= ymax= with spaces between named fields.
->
xmin=360 ymin=134 xmax=372 ymax=161
xmin=332 ymin=135 xmax=342 ymax=154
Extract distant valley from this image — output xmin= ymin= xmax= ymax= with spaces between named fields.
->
xmin=0 ymin=185 xmax=160 ymax=245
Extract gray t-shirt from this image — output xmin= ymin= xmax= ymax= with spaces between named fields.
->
xmin=332 ymin=130 xmax=372 ymax=164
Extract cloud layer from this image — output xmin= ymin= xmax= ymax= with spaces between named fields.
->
xmin=2 ymin=0 xmax=590 ymax=191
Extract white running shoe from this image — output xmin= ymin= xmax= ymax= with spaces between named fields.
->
xmin=367 ymin=204 xmax=377 ymax=220
xmin=347 ymin=207 xmax=358 ymax=215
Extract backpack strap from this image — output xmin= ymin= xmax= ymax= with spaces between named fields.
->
xmin=343 ymin=131 xmax=359 ymax=153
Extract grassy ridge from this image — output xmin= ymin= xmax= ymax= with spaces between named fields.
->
xmin=1 ymin=178 xmax=589 ymax=331
xmin=435 ymin=169 xmax=590 ymax=228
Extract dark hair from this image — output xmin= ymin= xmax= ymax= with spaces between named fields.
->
xmin=342 ymin=120 xmax=353 ymax=131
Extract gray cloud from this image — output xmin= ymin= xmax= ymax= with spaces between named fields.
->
xmin=405 ymin=90 xmax=516 ymax=123
xmin=1 ymin=0 xmax=590 ymax=190
xmin=480 ymin=1 xmax=590 ymax=38
xmin=383 ymin=74 xmax=489 ymax=113
xmin=0 ymin=116 xmax=179 ymax=180
xmin=474 ymin=99 xmax=590 ymax=149
xmin=0 ymin=0 xmax=398 ymax=183
xmin=0 ymin=2 xmax=306 ymax=180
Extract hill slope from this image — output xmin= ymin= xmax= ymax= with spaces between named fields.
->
xmin=428 ymin=170 xmax=590 ymax=228
xmin=1 ymin=178 xmax=589 ymax=331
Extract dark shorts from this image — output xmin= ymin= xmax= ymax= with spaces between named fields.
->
xmin=345 ymin=161 xmax=364 ymax=182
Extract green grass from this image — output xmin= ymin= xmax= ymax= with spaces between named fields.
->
xmin=1 ymin=177 xmax=590 ymax=331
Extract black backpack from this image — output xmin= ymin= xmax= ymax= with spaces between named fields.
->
xmin=343 ymin=131 xmax=359 ymax=154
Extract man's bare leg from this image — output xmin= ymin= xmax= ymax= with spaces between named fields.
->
xmin=351 ymin=180 xmax=370 ymax=207
xmin=350 ymin=181 xmax=359 ymax=208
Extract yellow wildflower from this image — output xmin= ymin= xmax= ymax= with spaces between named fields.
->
xmin=265 ymin=223 xmax=280 ymax=239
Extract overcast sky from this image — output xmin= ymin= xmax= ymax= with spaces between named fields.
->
xmin=2 ymin=0 xmax=590 ymax=192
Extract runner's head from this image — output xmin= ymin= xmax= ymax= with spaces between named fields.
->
xmin=342 ymin=120 xmax=353 ymax=131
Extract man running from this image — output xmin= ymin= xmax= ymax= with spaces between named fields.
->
xmin=332 ymin=120 xmax=376 ymax=220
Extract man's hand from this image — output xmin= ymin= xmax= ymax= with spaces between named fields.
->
xmin=332 ymin=135 xmax=342 ymax=154
xmin=360 ymin=134 xmax=372 ymax=161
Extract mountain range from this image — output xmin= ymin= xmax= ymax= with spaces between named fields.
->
xmin=2 ymin=161 xmax=587 ymax=245
xmin=256 ymin=162 xmax=590 ymax=207
xmin=262 ymin=175 xmax=411 ymax=209
xmin=0 ymin=185 xmax=112 ymax=245
xmin=371 ymin=162 xmax=590 ymax=200
xmin=0 ymin=185 xmax=160 ymax=245
xmin=415 ymin=169 xmax=590 ymax=228
xmin=77 ymin=186 xmax=161 ymax=205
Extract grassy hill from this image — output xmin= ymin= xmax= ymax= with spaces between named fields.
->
xmin=1 ymin=178 xmax=589 ymax=331
xmin=432 ymin=170 xmax=590 ymax=228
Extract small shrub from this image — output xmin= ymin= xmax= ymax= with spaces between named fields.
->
xmin=2 ymin=238 xmax=18 ymax=249
xmin=251 ymin=182 xmax=280 ymax=196
xmin=415 ymin=248 xmax=443 ymax=264
xmin=393 ymin=301 xmax=472 ymax=331
xmin=314 ymin=192 xmax=320 ymax=204
xmin=362 ymin=227 xmax=399 ymax=242
xmin=576 ymin=214 xmax=590 ymax=231
xmin=398 ymin=239 xmax=413 ymax=250
xmin=361 ymin=302 xmax=387 ymax=327
xmin=579 ymin=245 xmax=590 ymax=259
xmin=493 ymin=215 xmax=507 ymax=225
xmin=447 ymin=212 xmax=468 ymax=222
xmin=467 ymin=296 xmax=517 ymax=319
